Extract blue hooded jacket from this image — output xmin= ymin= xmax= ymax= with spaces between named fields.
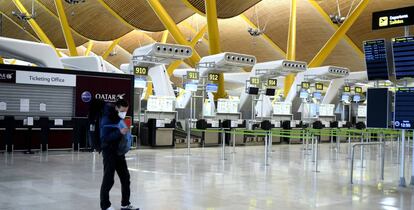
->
xmin=100 ymin=103 xmax=122 ymax=150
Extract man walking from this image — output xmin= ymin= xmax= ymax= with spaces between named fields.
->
xmin=100 ymin=98 xmax=138 ymax=210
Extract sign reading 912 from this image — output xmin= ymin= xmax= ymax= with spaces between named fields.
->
xmin=186 ymin=71 xmax=199 ymax=80
xmin=208 ymin=73 xmax=220 ymax=81
xmin=134 ymin=66 xmax=149 ymax=76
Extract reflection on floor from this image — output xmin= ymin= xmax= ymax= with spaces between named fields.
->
xmin=0 ymin=143 xmax=413 ymax=210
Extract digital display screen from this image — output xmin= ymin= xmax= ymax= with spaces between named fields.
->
xmin=265 ymin=88 xmax=276 ymax=96
xmin=299 ymin=91 xmax=308 ymax=99
xmin=353 ymin=95 xmax=361 ymax=102
xmin=367 ymin=88 xmax=390 ymax=128
xmin=355 ymin=87 xmax=363 ymax=93
xmin=301 ymin=82 xmax=310 ymax=89
xmin=341 ymin=94 xmax=350 ymax=102
xmin=315 ymin=83 xmax=323 ymax=90
xmin=394 ymin=87 xmax=414 ymax=129
xmin=185 ymin=83 xmax=198 ymax=92
xmin=343 ymin=86 xmax=351 ymax=92
xmin=363 ymin=39 xmax=390 ymax=80
xmin=206 ymin=83 xmax=218 ymax=93
xmin=392 ymin=36 xmax=414 ymax=79
xmin=313 ymin=92 xmax=322 ymax=100
xmin=247 ymin=87 xmax=259 ymax=95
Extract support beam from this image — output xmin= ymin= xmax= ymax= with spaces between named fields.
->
xmin=0 ymin=57 xmax=3 ymax=64
xmin=284 ymin=0 xmax=297 ymax=97
xmin=144 ymin=81 xmax=153 ymax=100
xmin=147 ymin=0 xmax=201 ymax=67
xmin=190 ymin=25 xmax=207 ymax=46
xmin=309 ymin=0 xmax=370 ymax=67
xmin=85 ymin=40 xmax=94 ymax=56
xmin=205 ymin=0 xmax=226 ymax=99
xmin=12 ymin=0 xmax=59 ymax=55
xmin=182 ymin=22 xmax=209 ymax=45
xmin=54 ymin=0 xmax=78 ymax=56
xmin=205 ymin=0 xmax=221 ymax=55
xmin=239 ymin=14 xmax=286 ymax=57
xmin=161 ymin=30 xmax=169 ymax=43
xmin=308 ymin=0 xmax=364 ymax=58
xmin=102 ymin=39 xmax=120 ymax=59
xmin=167 ymin=25 xmax=208 ymax=76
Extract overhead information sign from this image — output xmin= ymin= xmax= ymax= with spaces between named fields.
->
xmin=355 ymin=87 xmax=363 ymax=94
xmin=343 ymin=86 xmax=351 ymax=93
xmin=363 ymin=39 xmax=391 ymax=81
xmin=186 ymin=71 xmax=199 ymax=80
xmin=315 ymin=83 xmax=323 ymax=90
xmin=392 ymin=36 xmax=414 ymax=79
xmin=250 ymin=77 xmax=260 ymax=85
xmin=394 ymin=87 xmax=414 ymax=129
xmin=267 ymin=79 xmax=277 ymax=87
xmin=301 ymin=82 xmax=310 ymax=89
xmin=133 ymin=66 xmax=149 ymax=76
xmin=208 ymin=73 xmax=219 ymax=81
xmin=373 ymin=6 xmax=414 ymax=30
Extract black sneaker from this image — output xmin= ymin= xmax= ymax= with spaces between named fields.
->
xmin=120 ymin=204 xmax=139 ymax=210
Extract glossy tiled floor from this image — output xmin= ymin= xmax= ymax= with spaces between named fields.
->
xmin=0 ymin=143 xmax=413 ymax=210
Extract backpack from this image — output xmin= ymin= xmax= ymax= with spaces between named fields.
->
xmin=88 ymin=99 xmax=105 ymax=152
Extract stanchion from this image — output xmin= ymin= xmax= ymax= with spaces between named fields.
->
xmin=264 ymin=131 xmax=269 ymax=166
xmin=399 ymin=129 xmax=406 ymax=187
xmin=221 ymin=129 xmax=226 ymax=160
xmin=350 ymin=142 xmax=385 ymax=184
xmin=186 ymin=119 xmax=191 ymax=156
xmin=360 ymin=133 xmax=364 ymax=168
xmin=411 ymin=130 xmax=414 ymax=186
xmin=232 ymin=130 xmax=236 ymax=154
xmin=314 ymin=134 xmax=320 ymax=172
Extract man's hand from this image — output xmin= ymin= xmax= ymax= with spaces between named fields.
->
xmin=120 ymin=128 xmax=129 ymax=135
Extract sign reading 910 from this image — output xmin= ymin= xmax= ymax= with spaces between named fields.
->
xmin=134 ymin=66 xmax=149 ymax=76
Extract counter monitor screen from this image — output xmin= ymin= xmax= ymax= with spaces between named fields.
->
xmin=313 ymin=92 xmax=322 ymax=100
xmin=300 ymin=91 xmax=308 ymax=99
xmin=247 ymin=87 xmax=259 ymax=95
xmin=363 ymin=39 xmax=391 ymax=80
xmin=392 ymin=36 xmax=414 ymax=79
xmin=394 ymin=87 xmax=414 ymax=129
xmin=353 ymin=94 xmax=361 ymax=102
xmin=265 ymin=88 xmax=276 ymax=96
xmin=341 ymin=94 xmax=350 ymax=102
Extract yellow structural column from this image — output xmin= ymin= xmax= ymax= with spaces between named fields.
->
xmin=284 ymin=0 xmax=297 ymax=97
xmin=147 ymin=0 xmax=201 ymax=67
xmin=167 ymin=25 xmax=208 ymax=76
xmin=12 ymin=0 xmax=59 ymax=55
xmin=54 ymin=0 xmax=78 ymax=56
xmin=85 ymin=40 xmax=94 ymax=56
xmin=161 ymin=30 xmax=169 ymax=43
xmin=102 ymin=38 xmax=120 ymax=59
xmin=205 ymin=0 xmax=226 ymax=99
xmin=309 ymin=0 xmax=370 ymax=67
xmin=0 ymin=57 xmax=4 ymax=64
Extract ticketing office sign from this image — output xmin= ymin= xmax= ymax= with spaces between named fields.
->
xmin=16 ymin=71 xmax=76 ymax=87
xmin=373 ymin=6 xmax=414 ymax=30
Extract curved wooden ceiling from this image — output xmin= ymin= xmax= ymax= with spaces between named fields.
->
xmin=0 ymin=0 xmax=87 ymax=48
xmin=37 ymin=0 xmax=131 ymax=41
xmin=101 ymin=0 xmax=194 ymax=32
xmin=184 ymin=0 xmax=262 ymax=18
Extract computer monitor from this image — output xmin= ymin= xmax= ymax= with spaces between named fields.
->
xmin=353 ymin=94 xmax=361 ymax=102
xmin=300 ymin=91 xmax=309 ymax=99
xmin=265 ymin=88 xmax=276 ymax=96
xmin=247 ymin=87 xmax=259 ymax=95
xmin=341 ymin=94 xmax=350 ymax=102
xmin=313 ymin=92 xmax=322 ymax=100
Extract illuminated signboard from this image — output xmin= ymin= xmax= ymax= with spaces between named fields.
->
xmin=315 ymin=83 xmax=324 ymax=90
xmin=208 ymin=73 xmax=219 ymax=81
xmin=301 ymin=82 xmax=310 ymax=89
xmin=133 ymin=66 xmax=149 ymax=76
xmin=267 ymin=79 xmax=277 ymax=87
xmin=363 ymin=39 xmax=392 ymax=81
xmin=355 ymin=87 xmax=363 ymax=94
xmin=343 ymin=86 xmax=351 ymax=92
xmin=372 ymin=6 xmax=414 ymax=30
xmin=394 ymin=87 xmax=414 ymax=129
xmin=250 ymin=77 xmax=260 ymax=85
xmin=186 ymin=71 xmax=199 ymax=80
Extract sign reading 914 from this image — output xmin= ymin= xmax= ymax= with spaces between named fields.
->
xmin=134 ymin=66 xmax=149 ymax=76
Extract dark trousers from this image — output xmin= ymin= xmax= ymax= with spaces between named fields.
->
xmin=100 ymin=151 xmax=131 ymax=210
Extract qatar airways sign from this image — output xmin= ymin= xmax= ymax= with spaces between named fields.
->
xmin=75 ymin=75 xmax=133 ymax=117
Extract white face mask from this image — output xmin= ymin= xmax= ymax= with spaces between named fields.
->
xmin=118 ymin=111 xmax=127 ymax=119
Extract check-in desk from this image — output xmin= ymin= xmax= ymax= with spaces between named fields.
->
xmin=319 ymin=115 xmax=336 ymax=142
xmin=199 ymin=117 xmax=221 ymax=146
xmin=144 ymin=111 xmax=176 ymax=147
